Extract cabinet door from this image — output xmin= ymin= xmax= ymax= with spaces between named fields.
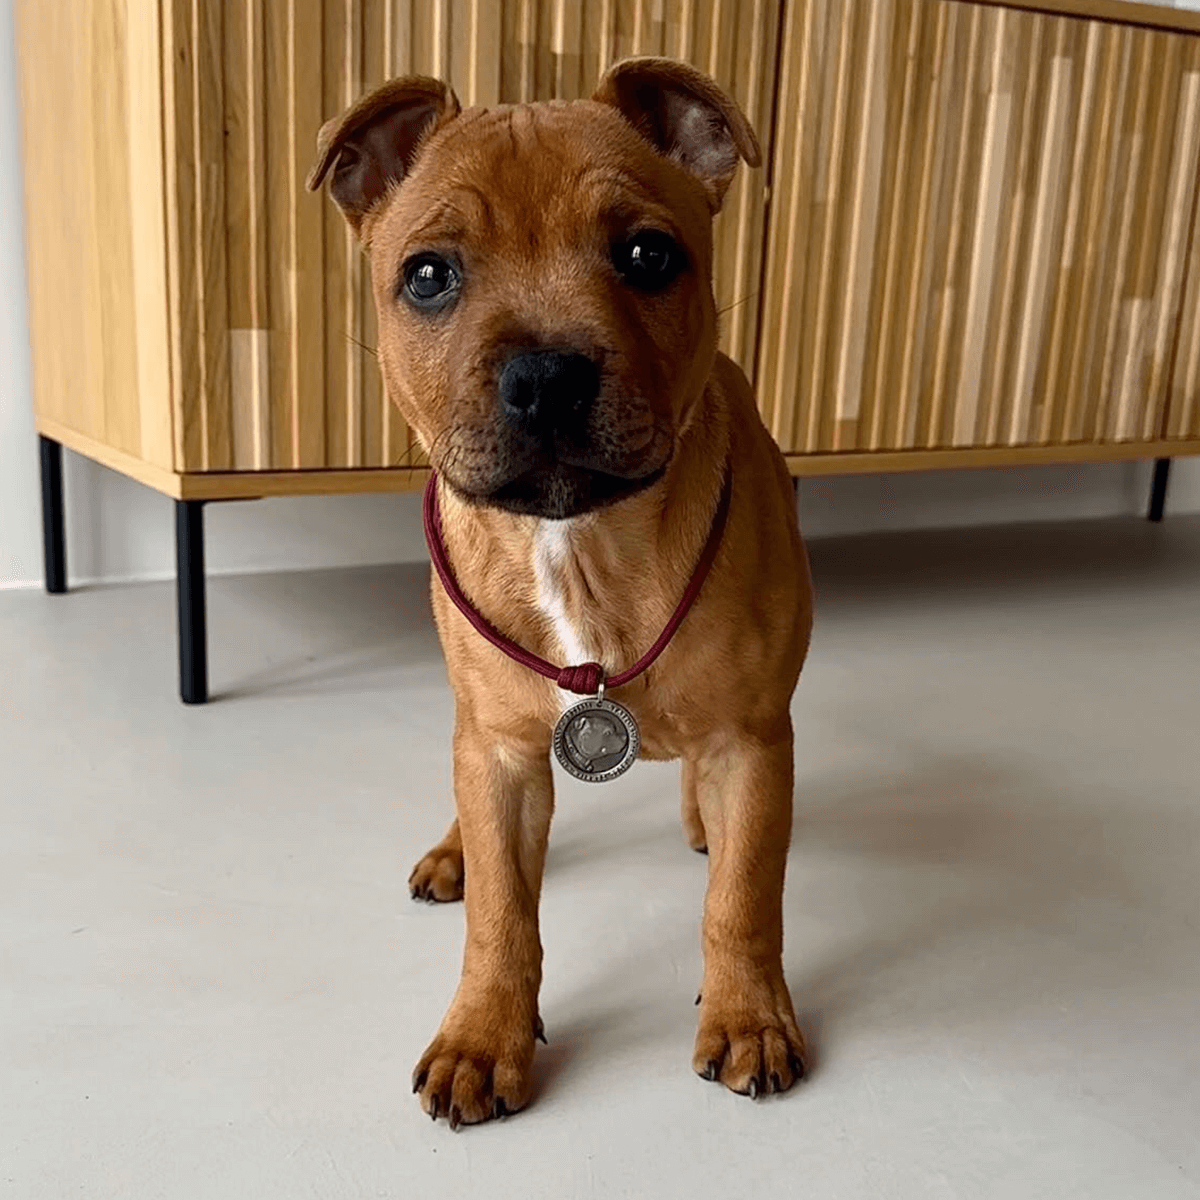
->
xmin=168 ymin=0 xmax=778 ymax=473
xmin=757 ymin=0 xmax=1200 ymax=456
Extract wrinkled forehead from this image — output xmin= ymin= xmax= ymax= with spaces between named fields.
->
xmin=373 ymin=100 xmax=709 ymax=260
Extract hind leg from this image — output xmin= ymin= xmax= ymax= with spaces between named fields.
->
xmin=408 ymin=818 xmax=465 ymax=902
xmin=681 ymin=759 xmax=708 ymax=854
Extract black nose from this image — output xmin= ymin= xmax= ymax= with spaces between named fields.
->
xmin=498 ymin=350 xmax=600 ymax=430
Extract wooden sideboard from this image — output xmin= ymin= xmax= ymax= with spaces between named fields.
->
xmin=17 ymin=0 xmax=1200 ymax=700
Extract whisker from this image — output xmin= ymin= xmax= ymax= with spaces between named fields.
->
xmin=717 ymin=292 xmax=758 ymax=318
xmin=392 ymin=425 xmax=446 ymax=470
xmin=392 ymin=442 xmax=428 ymax=470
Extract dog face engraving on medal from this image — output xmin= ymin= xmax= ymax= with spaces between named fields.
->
xmin=553 ymin=697 xmax=640 ymax=783
xmin=565 ymin=712 xmax=628 ymax=771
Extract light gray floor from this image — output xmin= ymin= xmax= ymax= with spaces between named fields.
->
xmin=3 ymin=517 xmax=1199 ymax=1199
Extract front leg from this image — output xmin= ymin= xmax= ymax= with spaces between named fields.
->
xmin=412 ymin=713 xmax=554 ymax=1127
xmin=692 ymin=718 xmax=807 ymax=1097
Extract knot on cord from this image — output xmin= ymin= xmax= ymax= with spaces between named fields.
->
xmin=557 ymin=662 xmax=605 ymax=696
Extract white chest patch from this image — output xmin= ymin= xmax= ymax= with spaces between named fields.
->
xmin=532 ymin=521 xmax=594 ymax=703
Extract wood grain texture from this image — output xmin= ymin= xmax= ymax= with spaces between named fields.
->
xmin=758 ymin=1 xmax=1200 ymax=455
xmin=15 ymin=0 xmax=176 ymax=472
xmin=168 ymin=0 xmax=778 ymax=471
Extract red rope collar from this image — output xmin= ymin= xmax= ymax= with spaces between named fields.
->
xmin=422 ymin=468 xmax=733 ymax=696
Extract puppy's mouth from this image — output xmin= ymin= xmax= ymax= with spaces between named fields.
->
xmin=436 ymin=414 xmax=673 ymax=519
xmin=482 ymin=460 xmax=668 ymax=519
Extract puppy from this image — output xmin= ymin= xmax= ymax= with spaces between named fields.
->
xmin=309 ymin=58 xmax=813 ymax=1127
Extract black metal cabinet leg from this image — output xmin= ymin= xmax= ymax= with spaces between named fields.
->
xmin=175 ymin=500 xmax=208 ymax=705
xmin=1148 ymin=458 xmax=1171 ymax=523
xmin=39 ymin=436 xmax=66 ymax=594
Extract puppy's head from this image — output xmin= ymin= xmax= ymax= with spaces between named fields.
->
xmin=309 ymin=60 xmax=759 ymax=519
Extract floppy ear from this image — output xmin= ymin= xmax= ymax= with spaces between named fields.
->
xmin=306 ymin=77 xmax=460 ymax=237
xmin=592 ymin=58 xmax=761 ymax=212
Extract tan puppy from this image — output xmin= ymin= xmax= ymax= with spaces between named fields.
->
xmin=309 ymin=59 xmax=813 ymax=1127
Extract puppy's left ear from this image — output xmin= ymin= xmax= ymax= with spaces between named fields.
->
xmin=592 ymin=58 xmax=761 ymax=212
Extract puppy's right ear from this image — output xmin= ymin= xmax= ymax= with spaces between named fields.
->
xmin=307 ymin=77 xmax=460 ymax=237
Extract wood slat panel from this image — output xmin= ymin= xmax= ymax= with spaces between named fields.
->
xmin=165 ymin=0 xmax=234 ymax=470
xmin=1165 ymin=69 xmax=1200 ymax=442
xmin=758 ymin=0 xmax=1200 ymax=455
xmin=224 ymin=0 xmax=270 ymax=468
xmin=174 ymin=0 xmax=777 ymax=471
xmin=15 ymin=0 xmax=175 ymax=471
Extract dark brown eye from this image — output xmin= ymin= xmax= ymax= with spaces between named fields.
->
xmin=403 ymin=254 xmax=459 ymax=307
xmin=612 ymin=230 xmax=685 ymax=291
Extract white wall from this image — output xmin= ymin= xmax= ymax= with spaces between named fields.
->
xmin=2 ymin=0 xmax=1198 ymax=590
xmin=0 ymin=0 xmax=37 ymax=588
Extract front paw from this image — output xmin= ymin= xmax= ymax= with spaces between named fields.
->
xmin=412 ymin=1010 xmax=541 ymax=1128
xmin=693 ymin=969 xmax=807 ymax=1098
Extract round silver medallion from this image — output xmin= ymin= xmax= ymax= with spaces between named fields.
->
xmin=553 ymin=695 xmax=639 ymax=783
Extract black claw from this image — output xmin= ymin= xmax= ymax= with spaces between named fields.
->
xmin=534 ymin=1018 xmax=547 ymax=1045
xmin=701 ymin=1060 xmax=720 ymax=1082
xmin=747 ymin=1076 xmax=760 ymax=1100
xmin=493 ymin=1097 xmax=509 ymax=1120
xmin=694 ymin=992 xmax=702 ymax=1006
xmin=695 ymin=845 xmax=709 ymax=855
xmin=412 ymin=1070 xmax=428 ymax=1094
xmin=770 ymin=1072 xmax=783 ymax=1094
xmin=789 ymin=1054 xmax=807 ymax=1081
xmin=410 ymin=888 xmax=422 ymax=901
xmin=449 ymin=1105 xmax=462 ymax=1132
xmin=429 ymin=1095 xmax=440 ymax=1121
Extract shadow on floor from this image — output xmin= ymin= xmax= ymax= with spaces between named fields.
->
xmin=209 ymin=561 xmax=444 ymax=701
xmin=808 ymin=514 xmax=1200 ymax=615
xmin=788 ymin=746 xmax=1193 ymax=1058
xmin=205 ymin=515 xmax=1200 ymax=701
